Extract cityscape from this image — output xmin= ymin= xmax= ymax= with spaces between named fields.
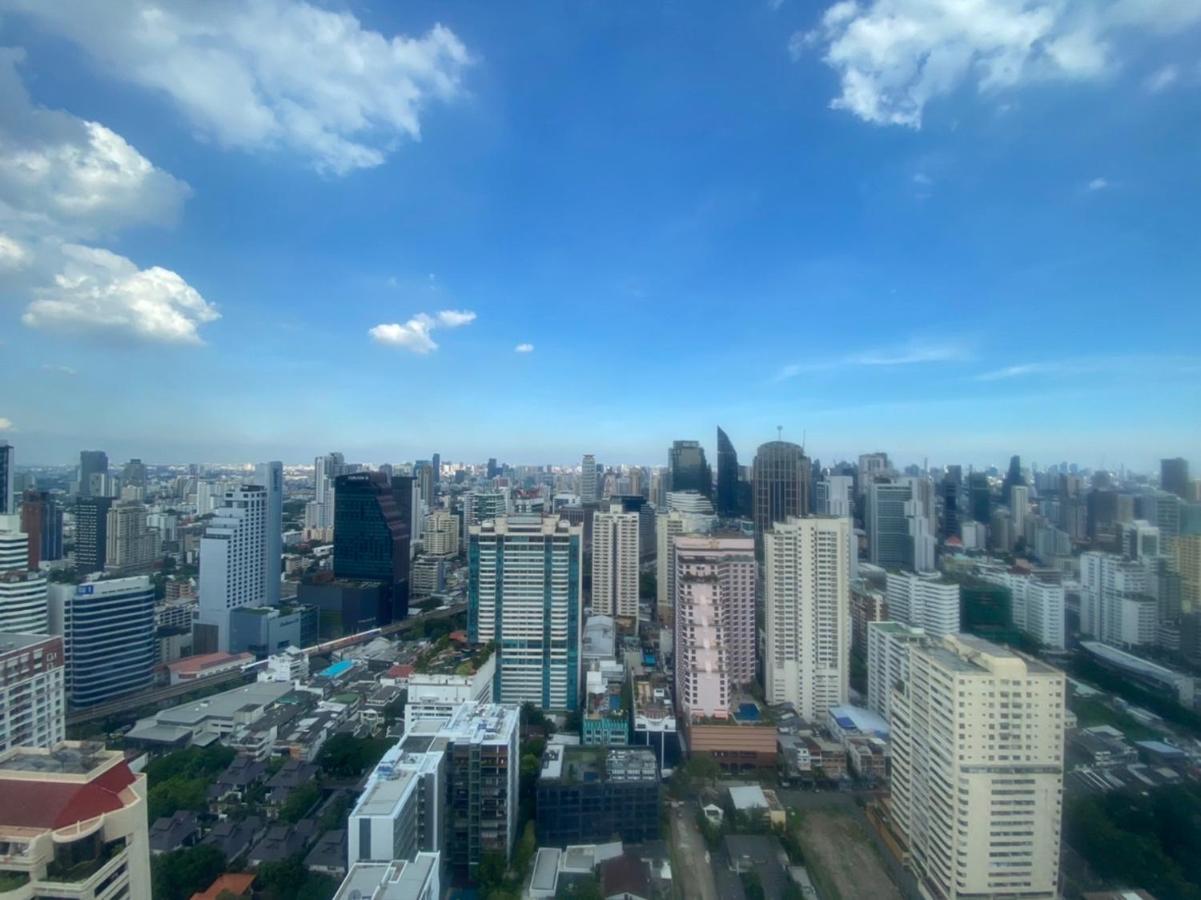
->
xmin=1 ymin=2 xmax=1200 ymax=900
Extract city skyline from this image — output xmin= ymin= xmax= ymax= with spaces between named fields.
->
xmin=0 ymin=2 xmax=1198 ymax=466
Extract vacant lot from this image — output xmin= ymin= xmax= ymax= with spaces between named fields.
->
xmin=794 ymin=806 xmax=902 ymax=900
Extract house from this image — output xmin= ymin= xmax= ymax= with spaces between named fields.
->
xmin=723 ymin=834 xmax=791 ymax=899
xmin=247 ymin=819 xmax=318 ymax=866
xmin=305 ymin=829 xmax=348 ymax=879
xmin=149 ymin=810 xmax=201 ymax=854
xmin=203 ymin=816 xmax=266 ymax=862
xmin=600 ymin=853 xmax=653 ymax=900
xmin=190 ymin=872 xmax=256 ymax=900
xmin=210 ymin=756 xmax=269 ymax=803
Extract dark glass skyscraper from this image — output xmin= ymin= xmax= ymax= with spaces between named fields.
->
xmin=1162 ymin=457 xmax=1189 ymax=499
xmin=333 ymin=471 xmax=410 ymax=624
xmin=752 ymin=440 xmax=810 ymax=554
xmin=78 ymin=450 xmax=108 ymax=498
xmin=20 ymin=490 xmax=63 ymax=568
xmin=715 ymin=427 xmax=742 ymax=517
xmin=1002 ymin=454 xmax=1025 ymax=496
xmin=941 ymin=466 xmax=962 ymax=539
xmin=968 ymin=473 xmax=992 ymax=524
xmin=668 ymin=440 xmax=711 ymax=497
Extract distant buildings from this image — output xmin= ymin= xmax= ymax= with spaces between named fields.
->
xmin=74 ymin=495 xmax=113 ymax=574
xmin=715 ymin=427 xmax=744 ymax=518
xmin=751 ymin=440 xmax=809 ymax=555
xmin=78 ymin=449 xmax=109 ymax=498
xmin=0 ymin=742 xmax=152 ymax=899
xmin=422 ymin=510 xmax=460 ymax=558
xmin=978 ymin=567 xmax=1066 ymax=649
xmin=591 ymin=503 xmax=639 ymax=622
xmin=468 ymin=515 xmax=582 ymax=711
xmin=333 ymin=471 xmax=411 ymax=625
xmin=0 ymin=441 xmax=12 ymax=514
xmin=673 ymin=534 xmax=756 ymax=718
xmin=198 ymin=484 xmax=268 ymax=652
xmin=1080 ymin=551 xmax=1157 ymax=648
xmin=1162 ymin=457 xmax=1189 ymax=499
xmin=763 ymin=516 xmax=851 ymax=720
xmin=816 ymin=475 xmax=853 ymax=517
xmin=866 ymin=480 xmax=912 ymax=570
xmin=49 ymin=576 xmax=156 ymax=707
xmin=19 ymin=490 xmax=62 ymax=567
xmin=251 ymin=461 xmax=283 ymax=607
xmin=580 ymin=453 xmax=598 ymax=504
xmin=0 ymin=632 xmax=65 ymax=752
xmin=890 ymin=634 xmax=1065 ymax=900
xmin=105 ymin=501 xmax=158 ymax=574
xmin=885 ymin=571 xmax=960 ymax=638
xmin=309 ymin=451 xmax=346 ymax=532
xmin=668 ymin=440 xmax=711 ymax=497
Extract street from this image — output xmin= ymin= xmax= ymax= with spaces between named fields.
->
xmin=670 ymin=803 xmax=718 ymax=900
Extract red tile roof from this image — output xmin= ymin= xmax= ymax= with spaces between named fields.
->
xmin=168 ymin=651 xmax=253 ymax=675
xmin=190 ymin=872 xmax=256 ymax=899
xmin=0 ymin=761 xmax=136 ymax=830
xmin=386 ymin=663 xmax=414 ymax=678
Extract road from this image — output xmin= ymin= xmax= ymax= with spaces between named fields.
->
xmin=670 ymin=803 xmax=718 ymax=900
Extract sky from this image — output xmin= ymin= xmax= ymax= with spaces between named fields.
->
xmin=0 ymin=0 xmax=1199 ymax=472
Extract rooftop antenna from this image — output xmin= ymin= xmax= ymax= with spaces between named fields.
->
xmin=802 ymin=429 xmax=807 ymax=451
xmin=777 ymin=425 xmax=783 ymax=441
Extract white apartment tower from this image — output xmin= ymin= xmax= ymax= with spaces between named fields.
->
xmin=0 ymin=632 xmax=65 ymax=752
xmin=251 ymin=461 xmax=283 ymax=607
xmin=885 ymin=571 xmax=960 ymax=638
xmin=816 ymin=475 xmax=853 ymax=517
xmin=1080 ymin=551 xmax=1157 ymax=647
xmin=198 ymin=484 xmax=268 ymax=651
xmin=890 ymin=634 xmax=1066 ymax=900
xmin=865 ymin=620 xmax=925 ymax=721
xmin=468 ymin=515 xmax=582 ymax=711
xmin=423 ymin=510 xmax=460 ymax=558
xmin=980 ymin=568 xmax=1066 ymax=650
xmin=591 ymin=503 xmax=640 ymax=622
xmin=763 ymin=516 xmax=851 ymax=720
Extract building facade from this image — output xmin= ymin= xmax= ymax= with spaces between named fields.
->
xmin=590 ymin=504 xmax=639 ymax=622
xmin=0 ymin=569 xmax=48 ymax=634
xmin=885 ymin=571 xmax=960 ymax=638
xmin=752 ymin=440 xmax=809 ymax=555
xmin=74 ymin=496 xmax=113 ymax=574
xmin=865 ymin=621 xmax=924 ymax=721
xmin=333 ymin=471 xmax=410 ymax=625
xmin=105 ymin=502 xmax=158 ymax=573
xmin=763 ymin=516 xmax=851 ymax=720
xmin=0 ymin=632 xmax=65 ymax=752
xmin=198 ymin=485 xmax=268 ymax=651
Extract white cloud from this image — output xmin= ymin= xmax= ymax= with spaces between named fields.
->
xmin=973 ymin=355 xmax=1201 ymax=381
xmin=0 ymin=417 xmax=11 ymax=431
xmin=3 ymin=0 xmax=474 ymax=175
xmin=370 ymin=308 xmax=476 ymax=353
xmin=1086 ymin=176 xmax=1110 ymax=191
xmin=798 ymin=0 xmax=1201 ymax=127
xmin=1145 ymin=64 xmax=1179 ymax=92
xmin=21 ymin=244 xmax=219 ymax=344
xmin=774 ymin=339 xmax=970 ymax=381
xmin=437 ymin=309 xmax=476 ymax=327
xmin=0 ymin=232 xmax=30 ymax=269
xmin=514 ymin=342 xmax=534 ymax=353
xmin=41 ymin=363 xmax=77 ymax=375
xmin=912 ymin=172 xmax=933 ymax=186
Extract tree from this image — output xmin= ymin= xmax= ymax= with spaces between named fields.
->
xmin=279 ymin=781 xmax=321 ymax=823
xmin=475 ymin=851 xmax=508 ymax=896
xmin=639 ymin=570 xmax=656 ymax=599
xmin=514 ymin=820 xmax=537 ymax=882
xmin=317 ymin=734 xmax=391 ymax=779
xmin=150 ymin=846 xmax=226 ymax=900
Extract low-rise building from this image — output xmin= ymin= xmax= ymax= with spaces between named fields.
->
xmin=166 ymin=650 xmax=254 ymax=685
xmin=334 ymin=851 xmax=440 ymax=900
xmin=125 ymin=681 xmax=293 ymax=750
xmin=536 ymin=746 xmax=660 ymax=847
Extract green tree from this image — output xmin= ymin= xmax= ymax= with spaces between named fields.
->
xmin=280 ymin=781 xmax=321 ymax=823
xmin=150 ymin=845 xmax=226 ymax=900
xmin=317 ymin=734 xmax=391 ymax=779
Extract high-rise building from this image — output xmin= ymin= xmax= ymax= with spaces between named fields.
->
xmin=1179 ymin=534 xmax=1201 ymax=614
xmin=979 ymin=569 xmax=1065 ymax=650
xmin=858 ymin=452 xmax=891 ymax=491
xmin=580 ymin=454 xmax=598 ymax=504
xmin=865 ymin=620 xmax=924 ymax=721
xmin=1010 ymin=484 xmax=1029 ymax=543
xmin=414 ymin=460 xmax=435 ymax=508
xmin=763 ymin=516 xmax=851 ymax=720
xmin=19 ymin=490 xmax=63 ymax=568
xmin=654 ymin=504 xmax=716 ymax=624
xmin=940 ymin=467 xmax=961 ymax=539
xmin=752 ymin=440 xmax=810 ymax=555
xmin=73 ymin=496 xmax=112 ymax=574
xmin=0 ymin=516 xmax=29 ymax=571
xmin=121 ymin=458 xmax=147 ymax=488
xmin=591 ymin=503 xmax=640 ymax=622
xmin=311 ymin=451 xmax=345 ymax=531
xmin=866 ymin=480 xmax=912 ymax=570
xmin=816 ymin=475 xmax=853 ymax=517
xmin=715 ymin=427 xmax=743 ymax=517
xmin=967 ymin=472 xmax=991 ymax=524
xmin=0 ymin=633 xmax=65 ymax=752
xmin=885 ymin=571 xmax=960 ymax=638
xmin=78 ymin=449 xmax=108 ymax=498
xmin=469 ymin=515 xmax=582 ymax=710
xmin=487 ymin=457 xmax=499 ymax=479
xmin=461 ymin=488 xmax=509 ymax=549
xmin=0 ymin=567 xmax=47 ymax=635
xmin=673 ymin=534 xmax=756 ymax=709
xmin=49 ymin=577 xmax=156 ymax=707
xmin=668 ymin=440 xmax=711 ymax=497
xmin=105 ymin=502 xmax=158 ymax=573
xmin=247 ymin=461 xmax=283 ymax=608
xmin=431 ymin=452 xmax=441 ymax=484
xmin=1079 ymin=551 xmax=1157 ymax=647
xmin=0 ymin=742 xmax=152 ymax=898
xmin=1002 ymin=454 xmax=1025 ymax=497
xmin=889 ymin=634 xmax=1065 ymax=900
xmin=1162 ymin=457 xmax=1189 ymax=499
xmin=334 ymin=471 xmax=410 ymax=625
xmin=423 ymin=510 xmax=460 ymax=558
xmin=0 ymin=441 xmax=12 ymax=515
xmin=198 ymin=485 xmax=268 ymax=651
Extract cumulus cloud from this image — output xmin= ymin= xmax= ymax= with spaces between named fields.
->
xmin=514 ymin=342 xmax=534 ymax=353
xmin=0 ymin=417 xmax=11 ymax=430
xmin=0 ymin=232 xmax=30 ymax=269
xmin=370 ymin=309 xmax=476 ymax=354
xmin=2 ymin=0 xmax=474 ymax=175
xmin=21 ymin=244 xmax=219 ymax=344
xmin=798 ymin=0 xmax=1201 ymax=127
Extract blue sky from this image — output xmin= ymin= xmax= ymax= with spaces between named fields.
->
xmin=0 ymin=0 xmax=1198 ymax=471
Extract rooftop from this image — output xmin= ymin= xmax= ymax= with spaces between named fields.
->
xmin=0 ymin=631 xmax=58 ymax=654
xmin=167 ymin=651 xmax=254 ymax=676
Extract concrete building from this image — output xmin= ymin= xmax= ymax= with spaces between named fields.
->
xmin=105 ymin=501 xmax=158 ymax=573
xmin=49 ymin=577 xmax=156 ymax=708
xmin=673 ymin=535 xmax=756 ymax=719
xmin=654 ymin=504 xmax=715 ymax=623
xmin=865 ymin=620 xmax=924 ymax=721
xmin=198 ymin=484 xmax=268 ymax=651
xmin=580 ymin=454 xmax=598 ymax=504
xmin=422 ymin=510 xmax=459 ymax=558
xmin=0 ymin=741 xmax=152 ymax=899
xmin=19 ymin=490 xmax=63 ymax=567
xmin=74 ymin=496 xmax=113 ymax=574
xmin=311 ymin=452 xmax=345 ymax=531
xmin=591 ymin=503 xmax=639 ymax=622
xmin=979 ymin=569 xmax=1066 ymax=650
xmin=816 ymin=475 xmax=853 ymax=517
xmin=763 ymin=516 xmax=851 ymax=720
xmin=335 ymin=852 xmax=440 ymax=900
xmin=1080 ymin=551 xmax=1157 ymax=647
xmin=0 ymin=516 xmax=28 ymax=571
xmin=0 ymin=441 xmax=11 ymax=515
xmin=867 ymin=480 xmax=912 ymax=570
xmin=250 ymin=461 xmax=284 ymax=608
xmin=885 ymin=571 xmax=960 ymax=638
xmin=0 ymin=569 xmax=47 ymax=635
xmin=468 ymin=515 xmax=582 ymax=710
xmin=0 ymin=632 xmax=65 ymax=752
xmin=889 ymin=635 xmax=1066 ymax=900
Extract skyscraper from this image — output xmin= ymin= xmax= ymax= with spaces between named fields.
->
xmin=414 ymin=460 xmax=435 ymax=507
xmin=940 ymin=466 xmax=961 ymax=539
xmin=885 ymin=571 xmax=960 ymax=638
xmin=19 ymin=490 xmax=63 ymax=568
xmin=121 ymin=458 xmax=147 ymax=488
xmin=865 ymin=620 xmax=924 ymax=720
xmin=78 ymin=450 xmax=108 ymax=498
xmin=49 ymin=577 xmax=156 ymax=707
xmin=311 ymin=451 xmax=345 ymax=530
xmin=1162 ymin=457 xmax=1189 ymax=499
xmin=715 ymin=427 xmax=742 ymax=518
xmin=580 ymin=454 xmax=598 ymax=504
xmin=198 ymin=484 xmax=268 ymax=651
xmin=890 ymin=634 xmax=1065 ymax=900
xmin=751 ymin=440 xmax=810 ymax=555
xmin=0 ymin=441 xmax=12 ymax=515
xmin=334 ymin=471 xmax=410 ymax=625
xmin=73 ymin=496 xmax=112 ymax=574
xmin=1002 ymin=453 xmax=1025 ymax=497
xmin=431 ymin=452 xmax=441 ymax=483
xmin=251 ymin=461 xmax=283 ymax=607
xmin=104 ymin=502 xmax=158 ymax=573
xmin=763 ymin=516 xmax=851 ymax=719
xmin=967 ymin=472 xmax=991 ymax=524
xmin=815 ymin=475 xmax=853 ymax=517
xmin=591 ymin=502 xmax=639 ymax=622
xmin=468 ymin=515 xmax=582 ymax=710
xmin=0 ymin=632 xmax=65 ymax=751
xmin=668 ymin=440 xmax=711 ymax=497
xmin=866 ymin=480 xmax=912 ymax=570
